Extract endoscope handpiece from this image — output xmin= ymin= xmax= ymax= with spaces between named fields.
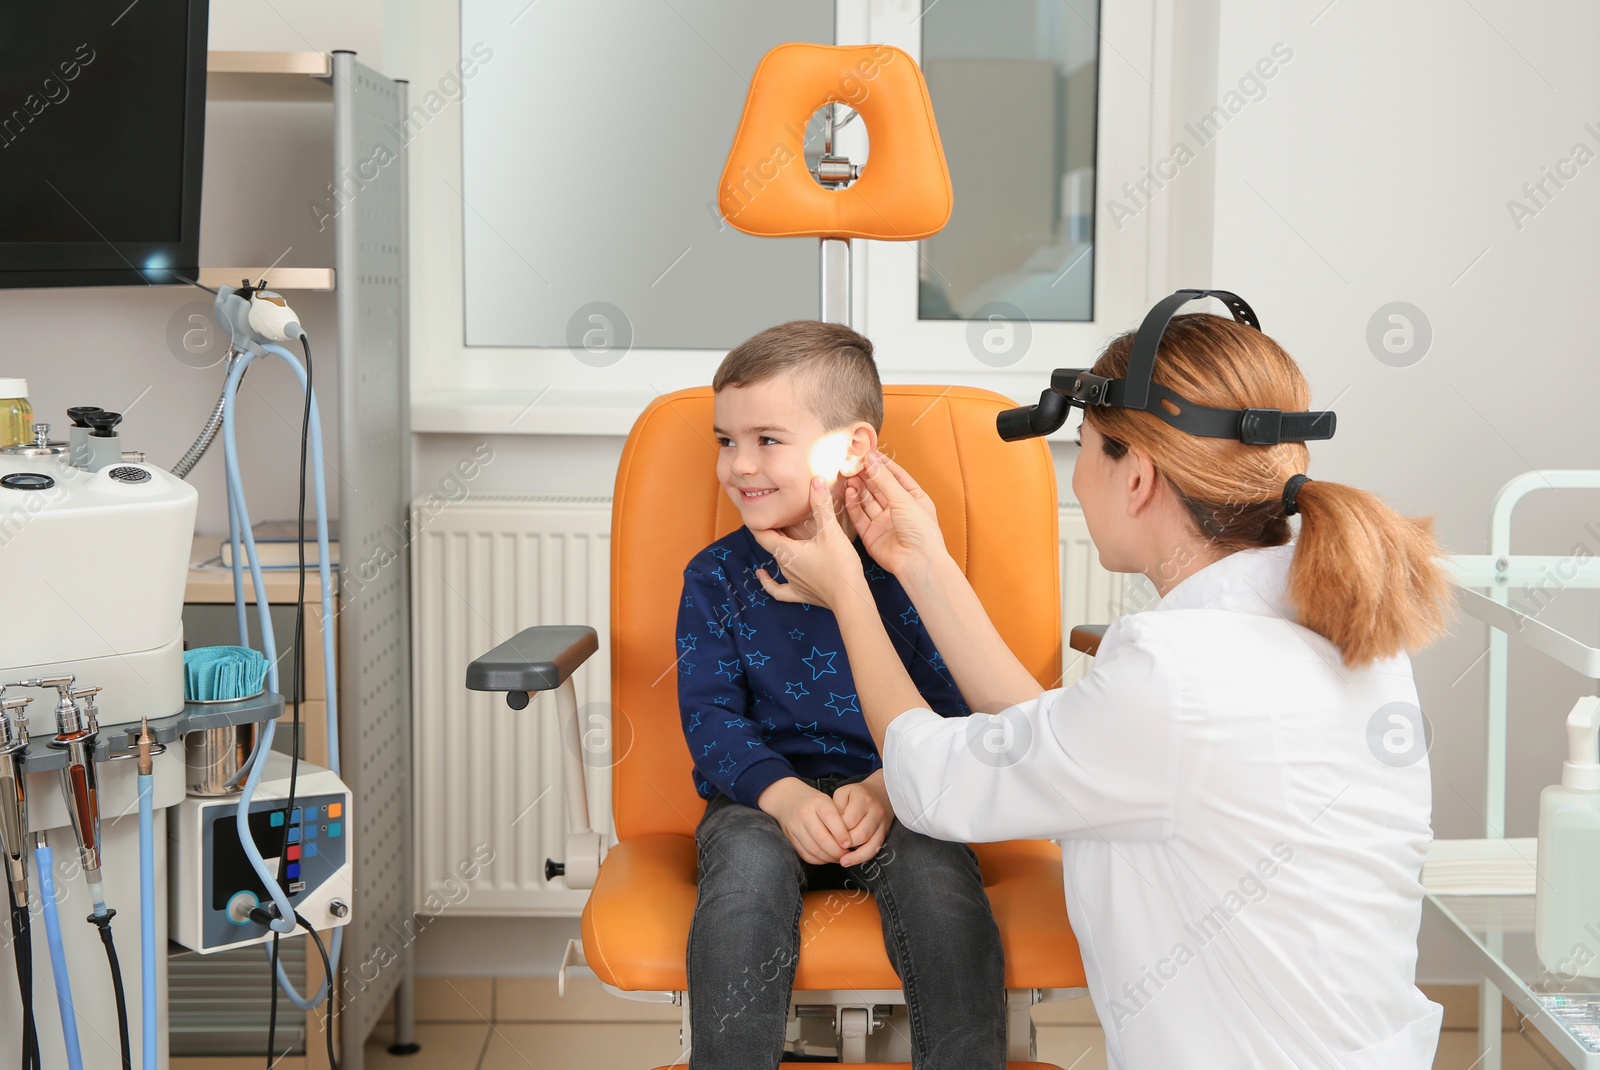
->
xmin=50 ymin=684 xmax=108 ymax=915
xmin=0 ymin=693 xmax=32 ymax=901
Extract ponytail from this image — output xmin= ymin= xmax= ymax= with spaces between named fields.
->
xmin=1288 ymin=479 xmax=1452 ymax=668
xmin=1085 ymin=314 xmax=1454 ymax=669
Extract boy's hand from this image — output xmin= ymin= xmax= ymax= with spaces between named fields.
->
xmin=758 ymin=777 xmax=852 ymax=865
xmin=834 ymin=770 xmax=893 ymax=868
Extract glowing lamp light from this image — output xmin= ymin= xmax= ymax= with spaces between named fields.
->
xmin=808 ymin=432 xmax=856 ymax=481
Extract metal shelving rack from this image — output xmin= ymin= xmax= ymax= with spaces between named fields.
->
xmin=172 ymin=50 xmax=413 ymax=1070
xmin=1437 ymin=469 xmax=1600 ymax=1070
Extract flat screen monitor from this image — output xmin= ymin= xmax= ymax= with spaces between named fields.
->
xmin=0 ymin=0 xmax=208 ymax=288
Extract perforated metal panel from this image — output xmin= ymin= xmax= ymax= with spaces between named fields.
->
xmin=332 ymin=53 xmax=411 ymax=1067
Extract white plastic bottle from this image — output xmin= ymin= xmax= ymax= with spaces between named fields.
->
xmin=1536 ymin=696 xmax=1600 ymax=979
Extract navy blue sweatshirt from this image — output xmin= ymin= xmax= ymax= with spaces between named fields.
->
xmin=676 ymin=525 xmax=971 ymax=808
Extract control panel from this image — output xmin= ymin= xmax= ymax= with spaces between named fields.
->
xmin=170 ymin=755 xmax=353 ymax=953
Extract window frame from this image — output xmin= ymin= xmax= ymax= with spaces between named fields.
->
xmin=852 ymin=0 xmax=1159 ymax=397
xmin=408 ymin=0 xmax=1162 ymax=430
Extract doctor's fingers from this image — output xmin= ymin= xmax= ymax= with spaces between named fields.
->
xmin=748 ymin=524 xmax=795 ymax=558
xmin=753 ymin=567 xmax=817 ymax=606
xmin=866 ymin=452 xmax=934 ymax=511
xmin=844 ymin=482 xmax=883 ymax=525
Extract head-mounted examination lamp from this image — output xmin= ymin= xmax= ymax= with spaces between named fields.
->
xmin=996 ymin=289 xmax=1338 ymax=446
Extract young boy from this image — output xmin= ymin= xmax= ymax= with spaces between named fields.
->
xmin=677 ymin=320 xmax=1006 ymax=1068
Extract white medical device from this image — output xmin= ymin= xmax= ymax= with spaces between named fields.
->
xmin=170 ymin=753 xmax=352 ymax=953
xmin=0 ymin=449 xmax=195 ymax=1069
xmin=245 ymin=290 xmax=303 ymax=343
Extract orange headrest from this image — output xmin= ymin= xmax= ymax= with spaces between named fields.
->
xmin=717 ymin=43 xmax=952 ymax=241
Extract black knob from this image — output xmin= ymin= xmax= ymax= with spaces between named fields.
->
xmin=66 ymin=406 xmax=102 ymax=428
xmin=506 ymin=690 xmax=529 ymax=711
xmin=544 ymin=859 xmax=565 ymax=882
xmin=83 ymin=411 xmax=122 ymax=437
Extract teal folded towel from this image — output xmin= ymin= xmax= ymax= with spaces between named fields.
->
xmin=184 ymin=646 xmax=269 ymax=702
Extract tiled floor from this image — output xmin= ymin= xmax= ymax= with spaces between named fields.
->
xmin=360 ymin=979 xmax=1556 ymax=1069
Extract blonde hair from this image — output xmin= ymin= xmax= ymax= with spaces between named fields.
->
xmin=713 ymin=320 xmax=883 ymax=432
xmin=1085 ymin=313 xmax=1452 ymax=668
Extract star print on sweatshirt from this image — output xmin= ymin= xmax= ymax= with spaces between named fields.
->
xmin=676 ymin=525 xmax=971 ymax=807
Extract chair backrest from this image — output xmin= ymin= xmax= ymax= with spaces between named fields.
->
xmin=718 ymin=43 xmax=951 ymax=240
xmin=610 ymin=385 xmax=1060 ymax=840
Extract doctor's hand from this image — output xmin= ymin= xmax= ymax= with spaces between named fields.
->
xmin=834 ymin=770 xmax=893 ymax=868
xmin=758 ymin=777 xmax=852 ymax=865
xmin=845 ymin=452 xmax=946 ymax=581
xmin=751 ymin=476 xmax=870 ymax=611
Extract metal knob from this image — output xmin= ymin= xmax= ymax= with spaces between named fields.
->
xmin=0 ymin=696 xmax=30 ymax=751
xmin=32 ymin=424 xmax=48 ymax=447
xmin=329 ymin=899 xmax=350 ymax=919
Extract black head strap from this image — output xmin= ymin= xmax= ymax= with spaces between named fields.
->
xmin=998 ymin=289 xmax=1338 ymax=445
xmin=1123 ymin=289 xmax=1261 ymax=409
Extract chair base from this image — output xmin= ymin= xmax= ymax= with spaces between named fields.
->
xmin=564 ymin=937 xmax=1090 ymax=1063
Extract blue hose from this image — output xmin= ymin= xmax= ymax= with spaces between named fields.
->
xmin=138 ymin=774 xmax=157 ymax=1070
xmin=221 ymin=339 xmax=342 ymax=1004
xmin=36 ymin=839 xmax=84 ymax=1070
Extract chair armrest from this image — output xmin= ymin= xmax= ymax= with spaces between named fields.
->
xmin=1068 ymin=624 xmax=1106 ymax=657
xmin=466 ymin=625 xmax=598 ymax=694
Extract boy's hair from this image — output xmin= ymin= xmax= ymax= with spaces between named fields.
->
xmin=713 ymin=321 xmax=883 ymax=433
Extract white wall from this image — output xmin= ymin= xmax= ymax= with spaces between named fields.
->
xmin=1192 ymin=0 xmax=1600 ymax=837
xmin=1183 ymin=0 xmax=1599 ymax=980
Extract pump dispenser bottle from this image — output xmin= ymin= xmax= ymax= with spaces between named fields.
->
xmin=1536 ymin=696 xmax=1600 ymax=978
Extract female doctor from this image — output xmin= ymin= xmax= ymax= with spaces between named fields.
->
xmin=751 ymin=304 xmax=1455 ymax=1070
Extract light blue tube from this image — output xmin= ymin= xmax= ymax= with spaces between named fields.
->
xmin=138 ymin=774 xmax=157 ymax=1070
xmin=36 ymin=839 xmax=85 ymax=1070
xmin=271 ymin=927 xmax=342 ymax=1009
xmin=220 ymin=349 xmax=296 ymax=935
xmin=220 ymin=338 xmax=344 ymax=1005
xmin=226 ymin=450 xmax=249 ymax=647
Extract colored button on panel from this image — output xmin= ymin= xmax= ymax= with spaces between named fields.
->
xmin=303 ymin=842 xmax=318 ymax=858
xmin=328 ymin=822 xmax=341 ymax=838
xmin=303 ymin=825 xmax=318 ymax=840
xmin=287 ymin=828 xmax=301 ymax=844
xmin=328 ymin=802 xmax=342 ymax=819
xmin=269 ymin=811 xmax=284 ymax=827
xmin=291 ymin=808 xmax=303 ymax=824
xmin=286 ymin=845 xmax=301 ymax=861
xmin=285 ymin=863 xmax=300 ymax=879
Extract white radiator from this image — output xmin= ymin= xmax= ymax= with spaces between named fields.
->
xmin=411 ymin=497 xmax=1127 ymax=915
xmin=411 ymin=495 xmax=613 ymax=916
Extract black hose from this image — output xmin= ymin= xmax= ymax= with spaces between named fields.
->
xmin=269 ymin=329 xmax=315 ymax=1068
xmin=294 ymin=912 xmax=339 ymax=1070
xmin=9 ymin=888 xmax=39 ymax=1070
xmin=265 ymin=932 xmax=283 ymax=1070
xmin=87 ymin=910 xmax=132 ymax=1070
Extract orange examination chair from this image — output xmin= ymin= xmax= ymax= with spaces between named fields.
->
xmin=465 ymin=42 xmax=1089 ymax=1068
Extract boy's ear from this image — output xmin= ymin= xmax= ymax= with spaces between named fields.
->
xmin=838 ymin=423 xmax=878 ymax=477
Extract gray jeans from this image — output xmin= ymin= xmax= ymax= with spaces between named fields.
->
xmin=686 ymin=775 xmax=1006 ymax=1069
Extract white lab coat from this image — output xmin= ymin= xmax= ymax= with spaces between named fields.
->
xmin=883 ymin=544 xmax=1442 ymax=1070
